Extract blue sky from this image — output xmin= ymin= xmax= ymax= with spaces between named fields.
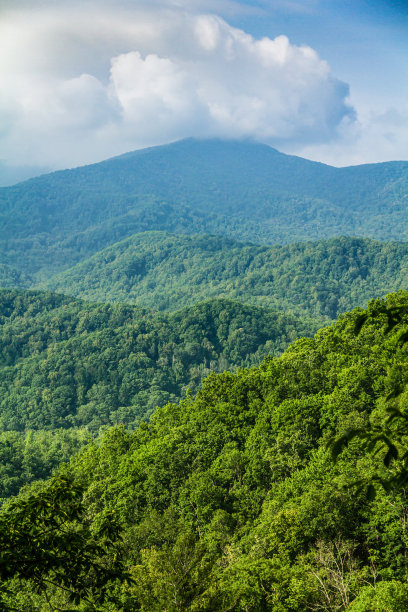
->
xmin=0 ymin=0 xmax=407 ymax=183
xmin=229 ymin=0 xmax=408 ymax=106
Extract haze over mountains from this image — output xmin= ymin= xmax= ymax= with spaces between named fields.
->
xmin=1 ymin=137 xmax=408 ymax=475
xmin=1 ymin=138 xmax=408 ymax=287
xmin=2 ymin=0 xmax=408 ymax=602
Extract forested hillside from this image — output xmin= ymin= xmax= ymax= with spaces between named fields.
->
xmin=3 ymin=291 xmax=408 ymax=610
xmin=1 ymin=138 xmax=407 ymax=281
xmin=1 ymin=138 xmax=408 ymax=610
xmin=0 ymin=289 xmax=317 ymax=498
xmin=43 ymin=232 xmax=408 ymax=319
xmin=0 ymin=264 xmax=32 ymax=289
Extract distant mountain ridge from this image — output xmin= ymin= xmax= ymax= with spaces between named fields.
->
xmin=37 ymin=232 xmax=408 ymax=320
xmin=1 ymin=138 xmax=407 ymax=282
xmin=41 ymin=232 xmax=408 ymax=319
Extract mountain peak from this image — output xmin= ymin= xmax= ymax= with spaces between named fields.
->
xmin=1 ymin=137 xmax=407 ymax=283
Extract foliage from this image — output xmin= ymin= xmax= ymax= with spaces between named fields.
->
xmin=0 ymin=474 xmax=126 ymax=609
xmin=0 ymin=428 xmax=91 ymax=502
xmin=3 ymin=292 xmax=408 ymax=608
xmin=331 ymin=297 xmax=408 ymax=493
xmin=348 ymin=581 xmax=408 ymax=611
xmin=0 ymin=264 xmax=32 ymax=290
xmin=41 ymin=232 xmax=408 ymax=319
xmin=1 ymin=137 xmax=408 ymax=609
xmin=0 ymin=289 xmax=318 ymax=496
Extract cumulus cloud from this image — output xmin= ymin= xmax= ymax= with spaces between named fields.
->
xmin=0 ymin=2 xmax=354 ymax=172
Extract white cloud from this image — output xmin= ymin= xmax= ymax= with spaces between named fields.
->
xmin=0 ymin=2 xmax=355 ymax=171
xmin=294 ymin=105 xmax=408 ymax=167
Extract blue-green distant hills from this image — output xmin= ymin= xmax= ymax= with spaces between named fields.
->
xmin=41 ymin=232 xmax=408 ymax=320
xmin=1 ymin=138 xmax=407 ymax=281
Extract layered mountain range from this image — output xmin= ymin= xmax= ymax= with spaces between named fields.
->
xmin=1 ymin=138 xmax=407 ymax=284
xmin=1 ymin=138 xmax=408 ymax=327
xmin=2 ymin=139 xmax=408 ymax=609
xmin=39 ymin=232 xmax=408 ymax=319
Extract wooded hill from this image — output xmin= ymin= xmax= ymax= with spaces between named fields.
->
xmin=2 ymin=291 xmax=408 ymax=610
xmin=0 ymin=289 xmax=318 ymax=499
xmin=41 ymin=232 xmax=408 ymax=319
xmin=1 ymin=138 xmax=407 ymax=282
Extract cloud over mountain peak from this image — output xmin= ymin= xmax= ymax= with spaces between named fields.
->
xmin=1 ymin=4 xmax=353 ymax=171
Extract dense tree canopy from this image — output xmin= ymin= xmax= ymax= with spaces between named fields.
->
xmin=1 ymin=138 xmax=408 ymax=610
xmin=2 ymin=291 xmax=408 ymax=609
xmin=0 ymin=289 xmax=317 ymax=432
xmin=41 ymin=232 xmax=408 ymax=319
xmin=0 ymin=289 xmax=318 ymax=499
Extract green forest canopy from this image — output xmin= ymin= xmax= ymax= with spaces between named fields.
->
xmin=0 ymin=289 xmax=318 ymax=499
xmin=1 ymin=138 xmax=408 ymax=609
xmin=41 ymin=232 xmax=408 ymax=319
xmin=3 ymin=291 xmax=408 ymax=609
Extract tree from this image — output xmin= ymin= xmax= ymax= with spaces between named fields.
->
xmin=0 ymin=475 xmax=127 ymax=609
xmin=330 ymin=295 xmax=408 ymax=495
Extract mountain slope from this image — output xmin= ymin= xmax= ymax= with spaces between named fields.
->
xmin=4 ymin=291 xmax=408 ymax=610
xmin=0 ymin=289 xmax=318 ymax=434
xmin=42 ymin=232 xmax=408 ymax=319
xmin=1 ymin=138 xmax=407 ymax=280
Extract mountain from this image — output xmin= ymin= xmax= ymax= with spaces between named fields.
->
xmin=1 ymin=138 xmax=407 ymax=281
xmin=4 ymin=290 xmax=408 ymax=609
xmin=41 ymin=232 xmax=408 ymax=319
